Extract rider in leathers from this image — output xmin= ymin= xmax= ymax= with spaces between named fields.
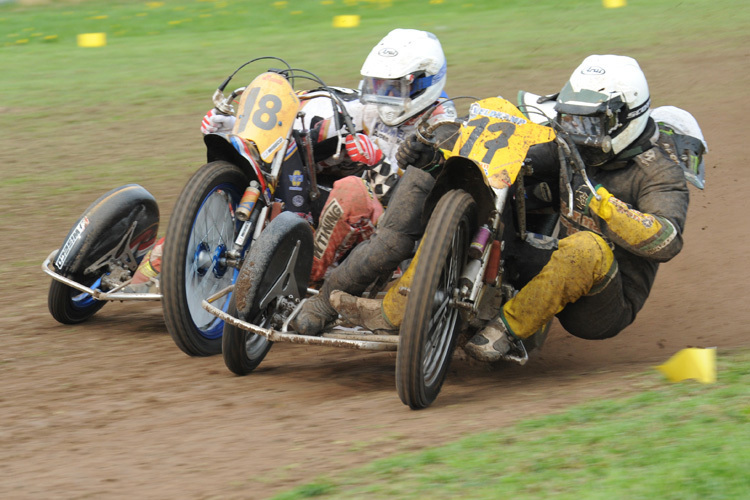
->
xmin=203 ymin=29 xmax=455 ymax=283
xmin=329 ymin=55 xmax=705 ymax=361
xmin=289 ymin=29 xmax=459 ymax=335
xmin=130 ymin=29 xmax=456 ymax=294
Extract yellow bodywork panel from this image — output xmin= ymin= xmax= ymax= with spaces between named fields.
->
xmin=233 ymin=72 xmax=300 ymax=162
xmin=381 ymin=239 xmax=424 ymax=327
xmin=451 ymin=97 xmax=556 ymax=190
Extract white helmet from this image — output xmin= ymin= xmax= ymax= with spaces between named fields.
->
xmin=359 ymin=29 xmax=447 ymax=126
xmin=555 ymin=55 xmax=650 ymax=163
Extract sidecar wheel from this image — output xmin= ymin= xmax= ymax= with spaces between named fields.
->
xmin=223 ymin=212 xmax=313 ymax=375
xmin=47 ymin=184 xmax=159 ymax=324
xmin=162 ymin=161 xmax=248 ymax=357
xmin=396 ymin=190 xmax=476 ymax=409
xmin=48 ymin=280 xmax=106 ymax=324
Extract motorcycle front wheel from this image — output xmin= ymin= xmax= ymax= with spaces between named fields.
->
xmin=162 ymin=161 xmax=248 ymax=356
xmin=396 ymin=189 xmax=476 ymax=409
xmin=223 ymin=212 xmax=313 ymax=375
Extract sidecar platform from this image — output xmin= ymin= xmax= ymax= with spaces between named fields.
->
xmin=42 ymin=250 xmax=162 ymax=302
xmin=202 ymin=285 xmax=399 ymax=351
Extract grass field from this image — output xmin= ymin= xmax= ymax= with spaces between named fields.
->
xmin=1 ymin=0 xmax=746 ymax=213
xmin=275 ymin=350 xmax=750 ymax=499
xmin=1 ymin=0 xmax=748 ymax=498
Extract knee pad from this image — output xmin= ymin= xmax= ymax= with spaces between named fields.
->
xmin=557 ymin=232 xmax=615 ymax=289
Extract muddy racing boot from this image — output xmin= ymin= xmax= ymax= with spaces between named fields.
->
xmin=330 ymin=291 xmax=397 ymax=333
xmin=464 ymin=316 xmax=526 ymax=363
xmin=291 ymin=291 xmax=338 ymax=336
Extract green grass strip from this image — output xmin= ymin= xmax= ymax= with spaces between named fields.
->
xmin=274 ymin=349 xmax=750 ymax=499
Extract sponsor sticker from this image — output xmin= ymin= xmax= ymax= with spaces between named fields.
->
xmin=313 ymin=199 xmax=343 ymax=259
xmin=581 ymin=66 xmax=605 ymax=75
xmin=55 ymin=216 xmax=89 ymax=268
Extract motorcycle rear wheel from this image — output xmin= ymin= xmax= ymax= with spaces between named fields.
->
xmin=162 ymin=161 xmax=248 ymax=357
xmin=396 ymin=189 xmax=476 ymax=409
xmin=223 ymin=212 xmax=313 ymax=375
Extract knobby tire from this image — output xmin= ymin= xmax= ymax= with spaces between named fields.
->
xmin=396 ymin=189 xmax=476 ymax=409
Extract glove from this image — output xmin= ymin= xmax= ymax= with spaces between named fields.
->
xmin=201 ymin=108 xmax=236 ymax=135
xmin=396 ymin=133 xmax=440 ymax=171
xmin=586 ymin=185 xmax=615 ymax=219
xmin=571 ymin=171 xmax=595 ymax=212
xmin=345 ymin=133 xmax=383 ymax=167
xmin=573 ymin=177 xmax=613 ymax=217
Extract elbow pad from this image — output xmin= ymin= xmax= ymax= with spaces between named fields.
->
xmin=588 ymin=186 xmax=677 ymax=255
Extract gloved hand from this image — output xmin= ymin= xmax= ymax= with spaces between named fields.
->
xmin=572 ymin=174 xmax=612 ymax=216
xmin=201 ymin=108 xmax=236 ymax=135
xmin=345 ymin=133 xmax=383 ymax=167
xmin=396 ymin=133 xmax=440 ymax=170
xmin=586 ymin=185 xmax=615 ymax=218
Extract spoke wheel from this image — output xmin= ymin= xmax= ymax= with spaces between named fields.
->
xmin=397 ymin=189 xmax=476 ymax=409
xmin=223 ymin=212 xmax=313 ymax=375
xmin=162 ymin=161 xmax=248 ymax=356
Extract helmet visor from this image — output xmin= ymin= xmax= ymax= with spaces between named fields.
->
xmin=557 ymin=112 xmax=619 ymax=152
xmin=360 ymin=76 xmax=412 ymax=106
xmin=559 ymin=114 xmax=609 ymax=137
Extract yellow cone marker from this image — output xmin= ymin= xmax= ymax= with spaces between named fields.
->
xmin=77 ymin=32 xmax=107 ymax=48
xmin=656 ymin=347 xmax=717 ymax=384
xmin=332 ymin=15 xmax=360 ymax=28
xmin=603 ymin=0 xmax=626 ymax=8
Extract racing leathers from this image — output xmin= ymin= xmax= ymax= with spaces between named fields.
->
xmin=296 ymin=88 xmax=457 ymax=282
xmin=289 ymin=107 xmax=459 ymax=336
xmin=466 ymin=117 xmax=691 ymax=359
xmin=333 ymin=117 xmax=693 ymax=351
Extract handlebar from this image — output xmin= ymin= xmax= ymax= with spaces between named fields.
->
xmin=413 ymin=95 xmax=477 ymax=148
xmin=211 ymin=57 xmax=362 ymax=158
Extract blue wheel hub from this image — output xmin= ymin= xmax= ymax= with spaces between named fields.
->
xmin=212 ymin=244 xmax=228 ymax=278
xmin=194 ymin=242 xmax=212 ymax=277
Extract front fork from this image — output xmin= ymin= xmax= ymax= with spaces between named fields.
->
xmin=225 ymin=202 xmax=269 ymax=270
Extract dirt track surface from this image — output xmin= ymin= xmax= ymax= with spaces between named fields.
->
xmin=2 ymin=50 xmax=749 ymax=498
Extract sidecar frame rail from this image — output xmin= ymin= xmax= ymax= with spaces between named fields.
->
xmin=42 ymin=250 xmax=162 ymax=302
xmin=202 ymin=285 xmax=399 ymax=351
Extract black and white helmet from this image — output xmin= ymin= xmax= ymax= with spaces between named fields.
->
xmin=555 ymin=55 xmax=651 ymax=164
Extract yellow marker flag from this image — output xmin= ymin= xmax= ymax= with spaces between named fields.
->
xmin=656 ymin=347 xmax=717 ymax=384
xmin=332 ymin=15 xmax=360 ymax=28
xmin=603 ymin=0 xmax=626 ymax=8
xmin=77 ymin=33 xmax=107 ymax=47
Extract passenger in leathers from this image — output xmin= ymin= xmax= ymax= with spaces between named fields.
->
xmin=327 ymin=55 xmax=706 ymax=362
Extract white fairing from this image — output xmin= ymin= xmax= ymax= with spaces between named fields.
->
xmin=517 ymin=91 xmax=558 ymax=124
xmin=360 ymin=29 xmax=447 ymax=126
xmin=651 ymin=106 xmax=708 ymax=152
xmin=562 ymin=54 xmax=650 ymax=154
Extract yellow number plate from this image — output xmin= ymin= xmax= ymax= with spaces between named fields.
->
xmin=233 ymin=72 xmax=300 ymax=162
xmin=453 ymin=97 xmax=555 ymax=189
